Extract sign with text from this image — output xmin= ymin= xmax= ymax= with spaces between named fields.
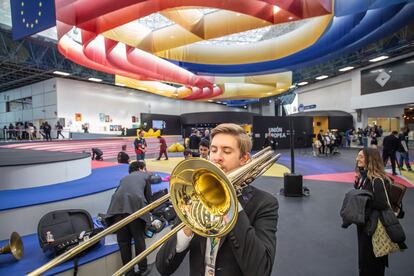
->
xmin=252 ymin=116 xmax=313 ymax=150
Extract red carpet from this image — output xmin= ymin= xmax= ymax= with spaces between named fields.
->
xmin=304 ymin=172 xmax=413 ymax=188
xmin=304 ymin=172 xmax=355 ymax=184
xmin=0 ymin=137 xmax=183 ymax=160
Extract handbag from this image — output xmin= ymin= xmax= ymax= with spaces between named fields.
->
xmin=371 ymin=178 xmax=400 ymax=258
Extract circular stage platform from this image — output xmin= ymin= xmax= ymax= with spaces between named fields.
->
xmin=0 ymin=148 xmax=91 ymax=190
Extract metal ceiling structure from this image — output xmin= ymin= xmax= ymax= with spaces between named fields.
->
xmin=0 ymin=26 xmax=114 ymax=93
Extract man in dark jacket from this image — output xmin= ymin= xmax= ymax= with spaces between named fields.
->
xmin=156 ymin=123 xmax=278 ymax=276
xmin=106 ymin=161 xmax=152 ymax=276
xmin=398 ymin=127 xmax=412 ymax=171
xmin=382 ymin=131 xmax=400 ymax=175
xmin=117 ymin=145 xmax=130 ymax=164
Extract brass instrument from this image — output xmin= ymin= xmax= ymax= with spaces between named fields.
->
xmin=0 ymin=232 xmax=24 ymax=260
xmin=28 ymin=147 xmax=280 ymax=276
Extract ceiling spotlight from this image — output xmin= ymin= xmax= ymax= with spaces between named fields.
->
xmin=315 ymin=75 xmax=328 ymax=80
xmin=405 ymin=60 xmax=414 ymax=64
xmin=208 ymin=100 xmax=213 ymax=102
xmin=297 ymin=81 xmax=308 ymax=86
xmin=115 ymin=83 xmax=125 ymax=87
xmin=289 ymin=85 xmax=297 ymax=89
xmin=266 ymin=92 xmax=273 ymax=95
xmin=53 ymin=71 xmax=70 ymax=76
xmin=88 ymin=77 xmax=102 ymax=82
xmin=369 ymin=56 xmax=389 ymax=62
xmin=339 ymin=66 xmax=354 ymax=72
xmin=244 ymin=105 xmax=247 ymax=108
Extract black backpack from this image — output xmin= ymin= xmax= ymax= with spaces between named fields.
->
xmin=37 ymin=209 xmax=103 ymax=258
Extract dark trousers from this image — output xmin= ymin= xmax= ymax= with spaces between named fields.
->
xmin=113 ymin=214 xmax=148 ymax=273
xmin=57 ymin=130 xmax=64 ymax=139
xmin=399 ymin=152 xmax=412 ymax=170
xmin=383 ymin=151 xmax=397 ymax=174
xmin=157 ymin=148 xmax=168 ymax=160
xmin=357 ymin=227 xmax=387 ymax=276
xmin=45 ymin=131 xmax=52 ymax=141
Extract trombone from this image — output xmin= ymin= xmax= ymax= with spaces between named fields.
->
xmin=28 ymin=147 xmax=280 ymax=276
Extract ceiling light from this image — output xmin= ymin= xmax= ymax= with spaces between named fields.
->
xmin=297 ymin=81 xmax=308 ymax=86
xmin=217 ymin=101 xmax=222 ymax=104
xmin=288 ymin=17 xmax=294 ymax=20
xmin=405 ymin=60 xmax=414 ymax=64
xmin=369 ymin=56 xmax=389 ymax=62
xmin=289 ymin=85 xmax=296 ymax=89
xmin=315 ymin=75 xmax=328 ymax=80
xmin=244 ymin=105 xmax=247 ymax=108
xmin=208 ymin=100 xmax=213 ymax=102
xmin=88 ymin=77 xmax=102 ymax=82
xmin=266 ymin=92 xmax=273 ymax=95
xmin=53 ymin=71 xmax=70 ymax=76
xmin=339 ymin=66 xmax=354 ymax=72
xmin=273 ymin=6 xmax=281 ymax=13
xmin=370 ymin=69 xmax=383 ymax=73
xmin=115 ymin=83 xmax=125 ymax=87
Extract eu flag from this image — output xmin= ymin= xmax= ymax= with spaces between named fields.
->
xmin=10 ymin=0 xmax=56 ymax=40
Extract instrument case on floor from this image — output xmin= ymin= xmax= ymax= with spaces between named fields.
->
xmin=37 ymin=209 xmax=102 ymax=258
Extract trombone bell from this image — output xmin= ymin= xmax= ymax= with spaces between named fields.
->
xmin=0 ymin=232 xmax=24 ymax=260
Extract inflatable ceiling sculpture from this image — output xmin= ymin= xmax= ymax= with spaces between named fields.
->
xmin=55 ymin=0 xmax=414 ymax=102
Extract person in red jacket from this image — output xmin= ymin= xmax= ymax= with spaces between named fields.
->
xmin=156 ymin=135 xmax=168 ymax=160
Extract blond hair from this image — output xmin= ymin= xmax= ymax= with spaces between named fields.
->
xmin=360 ymin=148 xmax=390 ymax=182
xmin=211 ymin=123 xmax=252 ymax=157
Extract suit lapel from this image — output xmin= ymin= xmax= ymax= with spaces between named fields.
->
xmin=217 ymin=186 xmax=255 ymax=250
xmin=199 ymin=236 xmax=207 ymax=260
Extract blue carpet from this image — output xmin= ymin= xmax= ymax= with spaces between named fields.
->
xmin=0 ymin=165 xmax=170 ymax=211
xmin=0 ymin=233 xmax=118 ymax=276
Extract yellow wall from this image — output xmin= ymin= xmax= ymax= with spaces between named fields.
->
xmin=313 ymin=116 xmax=329 ymax=140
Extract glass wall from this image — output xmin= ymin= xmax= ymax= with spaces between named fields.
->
xmin=367 ymin=117 xmax=400 ymax=132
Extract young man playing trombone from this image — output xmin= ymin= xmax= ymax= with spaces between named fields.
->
xmin=156 ymin=123 xmax=279 ymax=276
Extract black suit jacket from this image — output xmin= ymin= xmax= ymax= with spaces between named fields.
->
xmin=382 ymin=135 xmax=399 ymax=153
xmin=156 ymin=186 xmax=279 ymax=276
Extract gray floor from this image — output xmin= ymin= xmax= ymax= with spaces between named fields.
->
xmin=146 ymin=177 xmax=414 ymax=276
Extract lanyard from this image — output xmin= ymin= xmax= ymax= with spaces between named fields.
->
xmin=205 ymin=237 xmax=220 ymax=276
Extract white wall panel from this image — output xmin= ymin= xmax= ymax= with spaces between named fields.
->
xmin=22 ymin=109 xmax=33 ymax=121
xmin=350 ymin=86 xmax=414 ymax=110
xmin=32 ymin=108 xmax=45 ymax=120
xmin=43 ymin=79 xmax=56 ymax=92
xmin=13 ymin=110 xmax=23 ymax=122
xmin=31 ymin=81 xmax=44 ymax=95
xmin=21 ymin=86 xmax=32 ymax=98
xmin=9 ymin=88 xmax=21 ymax=101
xmin=0 ymin=103 xmax=5 ymax=113
xmin=44 ymin=105 xmax=57 ymax=119
xmin=56 ymin=78 xmax=242 ymax=133
xmin=44 ymin=91 xmax=57 ymax=106
xmin=32 ymin=94 xmax=44 ymax=108
xmin=0 ymin=113 xmax=5 ymax=123
xmin=296 ymin=75 xmax=353 ymax=113
xmin=6 ymin=112 xmax=15 ymax=122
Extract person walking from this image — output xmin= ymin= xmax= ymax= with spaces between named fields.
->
xmin=156 ymin=135 xmax=168 ymax=160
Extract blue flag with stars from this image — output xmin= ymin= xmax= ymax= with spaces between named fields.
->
xmin=10 ymin=0 xmax=56 ymax=40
